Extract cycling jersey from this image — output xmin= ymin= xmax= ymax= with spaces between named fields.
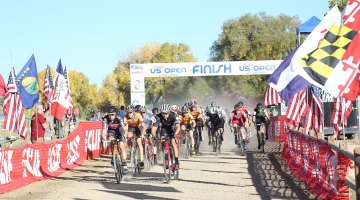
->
xmin=143 ymin=113 xmax=156 ymax=130
xmin=253 ymin=108 xmax=268 ymax=125
xmin=231 ymin=109 xmax=247 ymax=126
xmin=179 ymin=113 xmax=194 ymax=125
xmin=124 ymin=113 xmax=143 ymax=128
xmin=102 ymin=115 xmax=124 ymax=137
xmin=189 ymin=107 xmax=202 ymax=120
xmin=156 ymin=112 xmax=179 ymax=137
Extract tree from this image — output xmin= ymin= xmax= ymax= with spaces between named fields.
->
xmin=209 ymin=13 xmax=301 ymax=100
xmin=328 ymin=0 xmax=348 ymax=11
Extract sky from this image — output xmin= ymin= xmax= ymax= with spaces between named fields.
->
xmin=0 ymin=0 xmax=330 ymax=86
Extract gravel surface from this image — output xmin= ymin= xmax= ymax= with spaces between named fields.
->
xmin=1 ymin=128 xmax=317 ymax=200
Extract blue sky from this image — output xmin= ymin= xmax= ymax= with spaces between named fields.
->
xmin=0 ymin=0 xmax=329 ymax=86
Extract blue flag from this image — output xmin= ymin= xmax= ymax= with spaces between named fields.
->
xmin=56 ymin=59 xmax=65 ymax=75
xmin=16 ymin=54 xmax=39 ymax=109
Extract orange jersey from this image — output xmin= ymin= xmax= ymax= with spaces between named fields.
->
xmin=189 ymin=107 xmax=202 ymax=120
xmin=179 ymin=113 xmax=194 ymax=125
xmin=124 ymin=113 xmax=143 ymax=128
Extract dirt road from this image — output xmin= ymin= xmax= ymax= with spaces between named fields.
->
xmin=1 ymin=131 xmax=316 ymax=200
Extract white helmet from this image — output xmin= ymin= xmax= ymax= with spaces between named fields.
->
xmin=160 ymin=104 xmax=171 ymax=113
xmin=170 ymin=105 xmax=178 ymax=112
xmin=209 ymin=106 xmax=218 ymax=115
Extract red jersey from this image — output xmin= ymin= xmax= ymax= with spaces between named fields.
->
xmin=231 ymin=109 xmax=247 ymax=126
xmin=31 ymin=113 xmax=46 ymax=140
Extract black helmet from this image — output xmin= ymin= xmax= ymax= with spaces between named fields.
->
xmin=210 ymin=102 xmax=216 ymax=107
xmin=181 ymin=105 xmax=188 ymax=113
xmin=107 ymin=105 xmax=117 ymax=114
xmin=152 ymin=107 xmax=159 ymax=115
xmin=236 ymin=101 xmax=244 ymax=107
xmin=256 ymin=103 xmax=263 ymax=109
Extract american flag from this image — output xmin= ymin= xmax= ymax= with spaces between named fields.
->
xmin=263 ymin=86 xmax=283 ymax=106
xmin=64 ymin=66 xmax=73 ymax=124
xmin=2 ymin=68 xmax=27 ymax=139
xmin=286 ymin=89 xmax=307 ymax=128
xmin=43 ymin=65 xmax=54 ymax=103
xmin=304 ymin=86 xmax=324 ymax=135
xmin=331 ymin=96 xmax=353 ymax=138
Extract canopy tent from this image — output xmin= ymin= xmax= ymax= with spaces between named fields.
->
xmin=296 ymin=16 xmax=321 ymax=45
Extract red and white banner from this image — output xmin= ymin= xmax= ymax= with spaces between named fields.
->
xmin=0 ymin=122 xmax=102 ymax=193
xmin=282 ymin=130 xmax=353 ymax=200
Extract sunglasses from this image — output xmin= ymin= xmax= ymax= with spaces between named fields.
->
xmin=128 ymin=112 xmax=133 ymax=114
xmin=109 ymin=113 xmax=115 ymax=116
xmin=162 ymin=112 xmax=169 ymax=115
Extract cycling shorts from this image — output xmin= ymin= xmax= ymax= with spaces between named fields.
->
xmin=128 ymin=127 xmax=141 ymax=137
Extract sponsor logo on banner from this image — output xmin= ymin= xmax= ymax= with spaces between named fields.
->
xmin=192 ymin=64 xmax=232 ymax=74
xmin=239 ymin=63 xmax=276 ymax=72
xmin=48 ymin=144 xmax=62 ymax=172
xmin=67 ymin=136 xmax=80 ymax=165
xmin=134 ymin=80 xmax=141 ymax=90
xmin=22 ymin=148 xmax=42 ymax=177
xmin=0 ymin=150 xmax=13 ymax=184
xmin=150 ymin=66 xmax=187 ymax=75
xmin=85 ymin=129 xmax=101 ymax=152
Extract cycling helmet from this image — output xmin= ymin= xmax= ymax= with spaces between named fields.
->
xmin=184 ymin=102 xmax=190 ymax=107
xmin=107 ymin=105 xmax=117 ymax=114
xmin=236 ymin=101 xmax=244 ymax=107
xmin=140 ymin=105 xmax=146 ymax=113
xmin=152 ymin=107 xmax=159 ymax=115
xmin=170 ymin=105 xmax=178 ymax=112
xmin=209 ymin=106 xmax=218 ymax=115
xmin=256 ymin=103 xmax=263 ymax=109
xmin=160 ymin=104 xmax=170 ymax=113
xmin=125 ymin=105 xmax=134 ymax=112
xmin=210 ymin=101 xmax=216 ymax=107
xmin=181 ymin=105 xmax=188 ymax=113
xmin=134 ymin=105 xmax=141 ymax=112
xmin=191 ymin=99 xmax=198 ymax=106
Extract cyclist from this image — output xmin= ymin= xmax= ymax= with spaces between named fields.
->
xmin=252 ymin=103 xmax=270 ymax=149
xmin=188 ymin=99 xmax=204 ymax=142
xmin=217 ymin=106 xmax=227 ymax=141
xmin=206 ymin=106 xmax=223 ymax=151
xmin=102 ymin=105 xmax=128 ymax=173
xmin=124 ymin=105 xmax=146 ymax=169
xmin=178 ymin=105 xmax=196 ymax=153
xmin=230 ymin=103 xmax=248 ymax=147
xmin=155 ymin=104 xmax=181 ymax=169
xmin=152 ymin=107 xmax=159 ymax=115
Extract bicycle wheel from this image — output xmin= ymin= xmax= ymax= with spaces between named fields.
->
xmin=136 ymin=146 xmax=142 ymax=174
xmin=261 ymin=131 xmax=265 ymax=153
xmin=163 ymin=150 xmax=171 ymax=183
xmin=144 ymin=143 xmax=150 ymax=169
xmin=113 ymin=153 xmax=121 ymax=184
xmin=130 ymin=144 xmax=137 ymax=176
xmin=148 ymin=143 xmax=155 ymax=167
xmin=185 ymin=134 xmax=191 ymax=158
xmin=216 ymin=133 xmax=221 ymax=155
xmin=238 ymin=132 xmax=244 ymax=156
xmin=117 ymin=155 xmax=124 ymax=183
xmin=193 ymin=129 xmax=199 ymax=155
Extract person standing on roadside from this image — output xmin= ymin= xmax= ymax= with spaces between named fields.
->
xmin=54 ymin=115 xmax=66 ymax=139
xmin=31 ymin=102 xmax=48 ymax=144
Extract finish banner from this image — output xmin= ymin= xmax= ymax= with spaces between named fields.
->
xmin=0 ymin=122 xmax=102 ymax=193
xmin=282 ymin=130 xmax=353 ymax=199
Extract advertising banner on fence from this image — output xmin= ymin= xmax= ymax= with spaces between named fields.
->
xmin=0 ymin=122 xmax=102 ymax=193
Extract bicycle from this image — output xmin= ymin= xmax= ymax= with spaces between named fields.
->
xmin=233 ymin=124 xmax=247 ymax=156
xmin=129 ymin=136 xmax=142 ymax=176
xmin=143 ymin=133 xmax=155 ymax=169
xmin=103 ymin=138 xmax=125 ymax=184
xmin=210 ymin=123 xmax=221 ymax=155
xmin=258 ymin=122 xmax=266 ymax=153
xmin=161 ymin=130 xmax=179 ymax=183
xmin=193 ymin=126 xmax=201 ymax=156
xmin=184 ymin=129 xmax=192 ymax=158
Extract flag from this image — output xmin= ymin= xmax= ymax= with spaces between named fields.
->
xmin=51 ymin=59 xmax=72 ymax=120
xmin=16 ymin=54 xmax=39 ymax=109
xmin=0 ymin=73 xmax=6 ymax=96
xmin=64 ymin=66 xmax=74 ymax=124
xmin=304 ymin=86 xmax=324 ymax=135
xmin=3 ymin=68 xmax=27 ymax=139
xmin=296 ymin=0 xmax=360 ymax=101
xmin=43 ymin=65 xmax=54 ymax=103
xmin=267 ymin=47 xmax=311 ymax=102
xmin=331 ymin=96 xmax=353 ymax=138
xmin=285 ymin=89 xmax=308 ymax=128
xmin=263 ymin=86 xmax=283 ymax=106
xmin=268 ymin=6 xmax=341 ymax=102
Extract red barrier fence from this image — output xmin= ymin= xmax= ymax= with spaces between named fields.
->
xmin=0 ymin=122 xmax=102 ymax=193
xmin=283 ymin=130 xmax=353 ymax=200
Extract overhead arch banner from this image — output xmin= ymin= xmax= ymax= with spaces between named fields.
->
xmin=130 ymin=60 xmax=282 ymax=105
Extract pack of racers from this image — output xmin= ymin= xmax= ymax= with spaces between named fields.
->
xmin=101 ymin=100 xmax=270 ymax=173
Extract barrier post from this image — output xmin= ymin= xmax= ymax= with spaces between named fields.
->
xmin=354 ymin=147 xmax=360 ymax=200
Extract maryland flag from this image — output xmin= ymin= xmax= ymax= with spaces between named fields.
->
xmin=299 ymin=0 xmax=360 ymax=101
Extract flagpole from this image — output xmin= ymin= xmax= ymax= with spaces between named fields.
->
xmin=342 ymin=98 xmax=345 ymax=141
xmin=36 ymin=103 xmax=38 ymax=142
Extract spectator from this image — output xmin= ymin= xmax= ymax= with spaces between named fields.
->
xmin=31 ymin=102 xmax=48 ymax=143
xmin=118 ymin=105 xmax=126 ymax=119
xmin=43 ymin=105 xmax=54 ymax=141
xmin=54 ymin=115 xmax=66 ymax=139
